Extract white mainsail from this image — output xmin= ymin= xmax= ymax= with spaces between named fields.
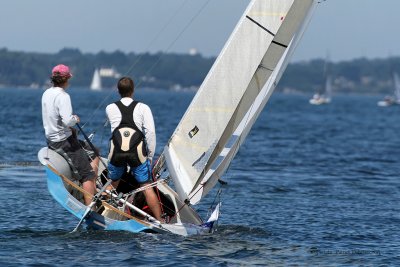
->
xmin=322 ymin=53 xmax=332 ymax=101
xmin=309 ymin=54 xmax=332 ymax=105
xmin=90 ymin=69 xmax=102 ymax=91
xmin=324 ymin=75 xmax=332 ymax=102
xmin=377 ymin=71 xmax=400 ymax=106
xmin=393 ymin=72 xmax=400 ymax=103
xmin=163 ymin=0 xmax=317 ymax=203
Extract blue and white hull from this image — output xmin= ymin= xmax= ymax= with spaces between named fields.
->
xmin=38 ymin=147 xmax=216 ymax=236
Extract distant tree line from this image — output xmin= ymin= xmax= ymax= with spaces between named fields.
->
xmin=0 ymin=48 xmax=213 ymax=90
xmin=0 ymin=47 xmax=398 ymax=94
xmin=281 ymin=57 xmax=400 ymax=94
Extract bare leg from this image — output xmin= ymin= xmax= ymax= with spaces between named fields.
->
xmin=82 ymin=177 xmax=96 ymax=206
xmin=90 ymin=156 xmax=100 ymax=178
xmin=143 ymin=186 xmax=163 ymax=222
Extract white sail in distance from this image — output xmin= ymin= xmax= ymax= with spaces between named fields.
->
xmin=325 ymin=75 xmax=332 ymax=102
xmin=163 ymin=0 xmax=317 ymax=203
xmin=393 ymin=72 xmax=400 ymax=102
xmin=90 ymin=69 xmax=102 ymax=91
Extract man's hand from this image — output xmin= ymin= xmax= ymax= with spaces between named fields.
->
xmin=73 ymin=115 xmax=80 ymax=123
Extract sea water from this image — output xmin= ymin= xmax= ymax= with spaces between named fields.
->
xmin=0 ymin=87 xmax=399 ymax=266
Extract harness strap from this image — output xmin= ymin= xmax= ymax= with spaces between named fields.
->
xmin=110 ymin=100 xmax=147 ymax=167
xmin=114 ymin=100 xmax=141 ymax=133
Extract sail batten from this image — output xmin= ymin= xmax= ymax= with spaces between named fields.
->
xmin=246 ymin=16 xmax=276 ymax=36
xmin=163 ymin=0 xmax=317 ymax=203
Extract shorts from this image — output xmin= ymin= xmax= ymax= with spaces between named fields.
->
xmin=48 ymin=135 xmax=96 ymax=183
xmin=108 ymin=159 xmax=151 ymax=184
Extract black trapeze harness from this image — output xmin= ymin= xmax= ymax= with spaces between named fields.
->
xmin=109 ymin=100 xmax=148 ymax=168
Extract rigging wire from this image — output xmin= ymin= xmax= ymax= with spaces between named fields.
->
xmin=207 ymin=185 xmax=222 ymax=218
xmin=124 ymin=0 xmax=191 ymax=77
xmin=79 ymin=0 xmax=207 ymax=180
xmin=82 ymin=0 xmax=206 ymax=128
xmin=134 ymin=0 xmax=213 ymax=89
xmin=81 ymin=1 xmax=213 ymax=193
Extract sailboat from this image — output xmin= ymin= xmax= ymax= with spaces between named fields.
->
xmin=90 ymin=69 xmax=102 ymax=91
xmin=377 ymin=72 xmax=400 ymax=107
xmin=38 ymin=0 xmax=318 ymax=236
xmin=309 ymin=58 xmax=332 ymax=105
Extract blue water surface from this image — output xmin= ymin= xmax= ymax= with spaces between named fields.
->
xmin=0 ymin=87 xmax=399 ymax=266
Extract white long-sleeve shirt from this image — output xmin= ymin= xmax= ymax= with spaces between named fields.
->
xmin=105 ymin=97 xmax=156 ymax=161
xmin=42 ymin=87 xmax=78 ymax=142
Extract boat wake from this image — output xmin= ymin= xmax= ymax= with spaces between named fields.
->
xmin=0 ymin=161 xmax=41 ymax=167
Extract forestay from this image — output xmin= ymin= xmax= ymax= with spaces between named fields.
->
xmin=163 ymin=0 xmax=317 ymax=204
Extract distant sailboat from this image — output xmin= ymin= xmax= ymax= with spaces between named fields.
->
xmin=309 ymin=56 xmax=332 ymax=105
xmin=309 ymin=75 xmax=332 ymax=105
xmin=377 ymin=72 xmax=400 ymax=107
xmin=90 ymin=69 xmax=102 ymax=91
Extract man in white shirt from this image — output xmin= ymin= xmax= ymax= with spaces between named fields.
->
xmin=106 ymin=77 xmax=163 ymax=222
xmin=42 ymin=64 xmax=99 ymax=206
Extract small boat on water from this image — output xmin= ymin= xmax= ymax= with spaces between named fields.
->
xmin=309 ymin=57 xmax=332 ymax=105
xmin=377 ymin=72 xmax=400 ymax=107
xmin=38 ymin=0 xmax=318 ymax=236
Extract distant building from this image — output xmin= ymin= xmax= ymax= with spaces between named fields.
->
xmin=99 ymin=68 xmax=121 ymax=78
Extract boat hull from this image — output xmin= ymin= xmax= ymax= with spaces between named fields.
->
xmin=309 ymin=97 xmax=331 ymax=105
xmin=38 ymin=147 xmax=214 ymax=236
xmin=45 ymin=164 xmax=168 ymax=233
xmin=377 ymin=100 xmax=400 ymax=107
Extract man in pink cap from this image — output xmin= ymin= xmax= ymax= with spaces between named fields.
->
xmin=41 ymin=64 xmax=99 ymax=206
xmin=52 ymin=64 xmax=72 ymax=79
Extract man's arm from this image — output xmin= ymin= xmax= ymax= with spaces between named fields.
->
xmin=140 ymin=104 xmax=156 ymax=162
xmin=57 ymin=93 xmax=79 ymax=127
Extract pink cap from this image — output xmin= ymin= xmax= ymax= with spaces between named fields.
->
xmin=52 ymin=64 xmax=72 ymax=78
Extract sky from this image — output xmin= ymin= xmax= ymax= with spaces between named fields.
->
xmin=0 ymin=0 xmax=399 ymax=63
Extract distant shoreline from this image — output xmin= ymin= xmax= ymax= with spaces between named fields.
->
xmin=0 ymin=48 xmax=399 ymax=94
